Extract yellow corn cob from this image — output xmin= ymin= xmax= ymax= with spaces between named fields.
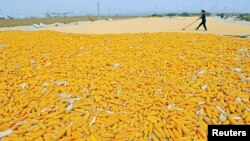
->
xmin=153 ymin=128 xmax=163 ymax=138
xmin=101 ymin=132 xmax=115 ymax=138
xmin=155 ymin=126 xmax=166 ymax=137
xmin=172 ymin=128 xmax=181 ymax=140
xmin=245 ymin=114 xmax=250 ymax=122
xmin=147 ymin=116 xmax=158 ymax=124
xmin=168 ymin=129 xmax=175 ymax=139
xmin=197 ymin=128 xmax=206 ymax=138
xmin=55 ymin=129 xmax=66 ymax=140
xmin=151 ymin=134 xmax=160 ymax=141
xmin=163 ymin=128 xmax=169 ymax=138
xmin=66 ymin=127 xmax=72 ymax=137
xmin=89 ymin=134 xmax=98 ymax=141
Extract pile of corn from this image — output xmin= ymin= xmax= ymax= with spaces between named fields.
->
xmin=0 ymin=31 xmax=249 ymax=141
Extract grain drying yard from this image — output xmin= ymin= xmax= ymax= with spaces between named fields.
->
xmin=0 ymin=28 xmax=249 ymax=140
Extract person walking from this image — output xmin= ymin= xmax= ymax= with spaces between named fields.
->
xmin=196 ymin=10 xmax=207 ymax=31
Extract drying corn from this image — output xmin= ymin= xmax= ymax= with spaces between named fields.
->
xmin=0 ymin=31 xmax=250 ymax=140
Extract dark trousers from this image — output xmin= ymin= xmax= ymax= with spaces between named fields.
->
xmin=197 ymin=21 xmax=207 ymax=30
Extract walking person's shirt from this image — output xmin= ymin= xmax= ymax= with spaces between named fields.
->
xmin=200 ymin=13 xmax=206 ymax=22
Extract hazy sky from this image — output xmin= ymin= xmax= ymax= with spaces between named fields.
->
xmin=0 ymin=0 xmax=249 ymax=17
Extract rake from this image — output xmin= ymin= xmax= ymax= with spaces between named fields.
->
xmin=182 ymin=19 xmax=198 ymax=30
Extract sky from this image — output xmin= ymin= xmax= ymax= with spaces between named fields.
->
xmin=0 ymin=0 xmax=249 ymax=18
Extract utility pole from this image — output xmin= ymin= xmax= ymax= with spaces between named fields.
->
xmin=25 ymin=9 xmax=28 ymax=18
xmin=0 ymin=9 xmax=4 ymax=19
xmin=97 ymin=2 xmax=100 ymax=20
xmin=154 ymin=4 xmax=157 ymax=14
xmin=154 ymin=0 xmax=157 ymax=14
xmin=85 ymin=7 xmax=88 ymax=16
xmin=109 ymin=8 xmax=111 ymax=17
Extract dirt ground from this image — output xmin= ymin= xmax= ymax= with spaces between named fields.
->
xmin=44 ymin=17 xmax=250 ymax=36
